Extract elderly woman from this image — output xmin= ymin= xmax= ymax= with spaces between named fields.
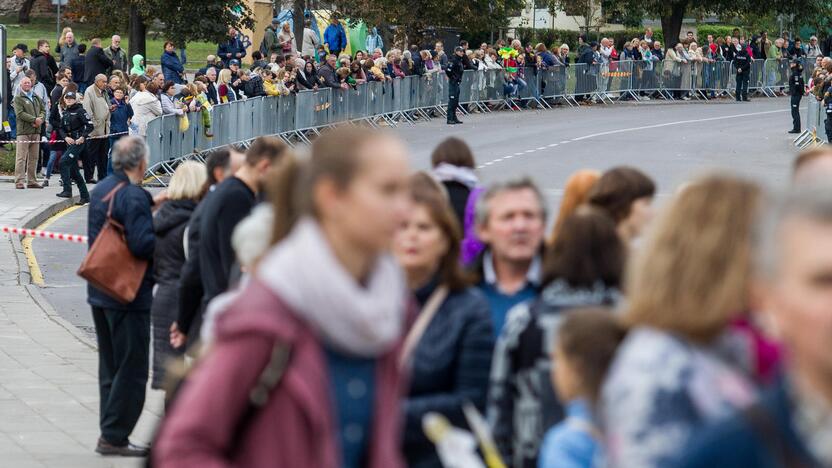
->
xmin=86 ymin=136 xmax=155 ymax=456
xmin=395 ymin=173 xmax=493 ymax=468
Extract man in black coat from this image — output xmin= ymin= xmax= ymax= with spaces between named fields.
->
xmin=85 ymin=136 xmax=154 ymax=457
xmin=445 ymin=46 xmax=465 ymax=125
xmin=30 ymin=39 xmax=58 ymax=94
xmin=318 ymin=54 xmax=346 ymax=89
xmin=83 ymin=38 xmax=114 ymax=89
xmin=70 ymin=44 xmax=87 ymax=92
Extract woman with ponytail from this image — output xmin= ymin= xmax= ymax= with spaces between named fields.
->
xmin=152 ymin=128 xmax=413 ymax=468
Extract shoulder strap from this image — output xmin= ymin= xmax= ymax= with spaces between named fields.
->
xmin=102 ymin=182 xmax=128 ymax=219
xmin=399 ymin=285 xmax=450 ymax=369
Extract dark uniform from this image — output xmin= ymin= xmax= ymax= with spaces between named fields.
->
xmin=824 ymin=81 xmax=832 ymax=143
xmin=789 ymin=60 xmax=805 ymax=133
xmin=57 ymin=99 xmax=93 ymax=202
xmin=445 ymin=50 xmax=464 ymax=124
xmin=734 ymin=46 xmax=751 ymax=101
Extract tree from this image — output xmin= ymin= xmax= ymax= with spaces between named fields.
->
xmin=18 ymin=0 xmax=37 ymax=24
xmin=615 ymin=0 xmax=826 ymax=48
xmin=338 ymin=0 xmax=523 ymax=46
xmin=544 ymin=0 xmax=608 ymax=34
xmin=67 ymin=0 xmax=254 ymax=61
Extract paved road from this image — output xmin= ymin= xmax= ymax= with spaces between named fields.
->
xmin=32 ymin=97 xmax=800 ymax=332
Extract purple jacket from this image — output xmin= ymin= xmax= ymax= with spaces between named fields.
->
xmin=152 ymin=279 xmax=408 ymax=468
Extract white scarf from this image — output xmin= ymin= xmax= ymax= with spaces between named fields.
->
xmin=433 ymin=162 xmax=479 ymax=188
xmin=256 ymin=217 xmax=406 ymax=357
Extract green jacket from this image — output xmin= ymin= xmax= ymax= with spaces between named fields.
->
xmin=12 ymin=93 xmax=45 ymax=136
xmin=263 ymin=25 xmax=280 ymax=54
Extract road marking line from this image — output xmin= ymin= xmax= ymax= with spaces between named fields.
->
xmin=537 ymin=146 xmax=546 ymax=150
xmin=560 ymin=141 xmax=571 ymax=144
xmin=570 ymin=109 xmax=788 ymax=141
xmin=514 ymin=152 xmax=524 ymax=156
xmin=548 ymin=143 xmax=559 ymax=147
xmin=23 ymin=205 xmax=83 ymax=287
xmin=525 ymin=149 xmax=535 ymax=153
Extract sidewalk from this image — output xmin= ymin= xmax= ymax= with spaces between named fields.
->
xmin=0 ymin=184 xmax=163 ymax=467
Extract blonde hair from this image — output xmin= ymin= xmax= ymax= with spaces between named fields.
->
xmin=549 ymin=169 xmax=601 ymax=245
xmin=218 ymin=68 xmax=232 ymax=85
xmin=167 ymin=161 xmax=207 ymax=201
xmin=624 ymin=174 xmax=761 ymax=342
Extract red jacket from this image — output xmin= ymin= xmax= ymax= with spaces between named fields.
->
xmin=152 ymin=279 xmax=408 ymax=468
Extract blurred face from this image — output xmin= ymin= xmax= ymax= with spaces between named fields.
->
xmin=154 ymin=73 xmax=164 ymax=87
xmin=206 ymin=67 xmax=217 ymax=81
xmin=327 ymin=56 xmax=336 ymax=67
xmin=621 ymin=196 xmax=654 ymax=240
xmin=355 ymin=51 xmax=364 ymax=60
xmin=40 ymin=42 xmax=50 ymax=53
xmin=19 ymin=78 xmax=31 ymax=92
xmin=165 ymin=43 xmax=175 ymax=53
xmin=114 ymin=88 xmax=124 ymax=100
xmin=96 ymin=77 xmax=107 ymax=90
xmin=110 ymin=77 xmax=121 ymax=89
xmin=228 ymin=27 xmax=237 ymax=38
xmin=14 ymin=48 xmax=23 ymax=58
xmin=708 ymin=35 xmax=714 ymax=43
xmin=654 ymin=42 xmax=661 ymax=50
xmin=64 ymin=96 xmax=76 ymax=106
xmin=64 ymin=68 xmax=72 ymax=80
xmin=552 ymin=346 xmax=581 ymax=402
xmin=166 ymin=85 xmax=176 ymax=96
xmin=760 ymin=218 xmax=832 ymax=396
xmin=112 ymin=35 xmax=121 ymax=47
xmin=323 ymin=137 xmax=411 ymax=255
xmin=66 ymin=32 xmax=74 ymax=44
xmin=394 ymin=204 xmax=449 ymax=277
xmin=58 ymin=76 xmax=69 ymax=87
xmin=477 ymin=188 xmax=545 ymax=264
xmin=687 ymin=32 xmax=694 ymax=39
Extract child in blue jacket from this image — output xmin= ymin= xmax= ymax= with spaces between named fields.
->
xmin=107 ymin=87 xmax=133 ymax=175
xmin=538 ymin=309 xmax=626 ymax=468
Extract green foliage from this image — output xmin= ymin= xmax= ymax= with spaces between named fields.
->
xmin=66 ymin=0 xmax=254 ymax=48
xmin=695 ymin=25 xmax=740 ymax=40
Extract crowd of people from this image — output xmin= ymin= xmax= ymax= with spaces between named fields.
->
xmin=81 ymin=122 xmax=832 ymax=468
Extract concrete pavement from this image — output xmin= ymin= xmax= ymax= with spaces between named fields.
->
xmin=0 ymin=185 xmax=163 ymax=467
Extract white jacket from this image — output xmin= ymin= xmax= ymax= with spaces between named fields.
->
xmin=301 ymin=29 xmax=320 ymax=57
xmin=131 ymin=91 xmax=162 ymax=137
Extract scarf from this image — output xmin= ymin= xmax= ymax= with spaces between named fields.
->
xmin=433 ymin=162 xmax=479 ymax=188
xmin=257 ymin=217 xmax=406 ymax=357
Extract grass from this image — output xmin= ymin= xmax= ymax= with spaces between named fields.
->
xmin=0 ymin=147 xmax=14 ymax=174
xmin=2 ymin=17 xmax=218 ymax=69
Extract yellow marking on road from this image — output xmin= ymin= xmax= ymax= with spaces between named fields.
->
xmin=22 ymin=205 xmax=84 ymax=287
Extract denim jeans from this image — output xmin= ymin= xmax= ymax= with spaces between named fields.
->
xmin=45 ymin=150 xmax=61 ymax=178
xmin=107 ymin=134 xmax=125 ymax=176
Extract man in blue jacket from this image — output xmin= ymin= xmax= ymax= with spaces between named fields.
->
xmin=217 ymin=26 xmax=246 ymax=67
xmin=676 ymin=184 xmax=831 ymax=468
xmin=324 ymin=15 xmax=347 ymax=57
xmin=86 ymin=136 xmax=155 ymax=457
xmin=161 ymin=41 xmax=185 ymax=85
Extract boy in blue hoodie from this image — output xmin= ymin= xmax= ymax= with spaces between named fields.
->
xmin=107 ymin=87 xmax=133 ymax=175
xmin=538 ymin=309 xmax=625 ymax=468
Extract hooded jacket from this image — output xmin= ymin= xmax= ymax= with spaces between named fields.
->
xmin=30 ymin=49 xmax=58 ymax=92
xmin=153 ymin=199 xmax=197 ymax=286
xmin=130 ymin=54 xmax=145 ymax=76
xmin=161 ymin=50 xmax=185 ymax=84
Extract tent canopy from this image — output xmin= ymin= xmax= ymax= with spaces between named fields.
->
xmin=272 ymin=9 xmax=368 ymax=56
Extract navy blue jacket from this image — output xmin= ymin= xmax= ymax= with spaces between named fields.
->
xmin=403 ymin=279 xmax=494 ymax=468
xmin=675 ymin=377 xmax=820 ymax=468
xmin=217 ymin=37 xmax=246 ymax=66
xmin=86 ymin=172 xmax=155 ymax=311
xmin=109 ymin=98 xmax=133 ymax=134
xmin=161 ymin=51 xmax=185 ymax=84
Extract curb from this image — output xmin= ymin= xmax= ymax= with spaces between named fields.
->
xmin=10 ymin=196 xmax=98 ymax=350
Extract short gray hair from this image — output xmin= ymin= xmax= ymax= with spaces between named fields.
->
xmin=754 ymin=183 xmax=832 ymax=280
xmin=475 ymin=176 xmax=548 ymax=227
xmin=111 ymin=136 xmax=149 ymax=172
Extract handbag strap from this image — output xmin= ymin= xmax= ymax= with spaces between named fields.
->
xmin=102 ymin=182 xmax=128 ymax=219
xmin=399 ymin=285 xmax=449 ymax=370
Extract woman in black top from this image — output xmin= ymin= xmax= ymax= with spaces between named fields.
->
xmin=55 ymin=90 xmax=91 ymax=202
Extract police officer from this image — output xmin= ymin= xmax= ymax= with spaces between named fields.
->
xmin=789 ymin=59 xmax=805 ymax=134
xmin=445 ymin=46 xmax=465 ymax=125
xmin=56 ymin=91 xmax=92 ymax=204
xmin=734 ymin=40 xmax=751 ymax=102
xmin=824 ymin=78 xmax=832 ymax=143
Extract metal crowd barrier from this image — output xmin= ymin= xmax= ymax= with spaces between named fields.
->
xmin=145 ymin=58 xmax=799 ymax=178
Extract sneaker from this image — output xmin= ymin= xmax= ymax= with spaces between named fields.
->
xmin=640 ymin=96 xmax=651 ymax=101
xmin=55 ymin=192 xmax=71 ymax=198
xmin=42 ymin=179 xmax=49 ymax=187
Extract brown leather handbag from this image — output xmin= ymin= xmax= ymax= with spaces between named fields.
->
xmin=77 ymin=182 xmax=149 ymax=304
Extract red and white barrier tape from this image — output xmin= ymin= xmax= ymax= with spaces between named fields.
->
xmin=2 ymin=226 xmax=87 ymax=244
xmin=0 ymin=131 xmax=129 ymax=145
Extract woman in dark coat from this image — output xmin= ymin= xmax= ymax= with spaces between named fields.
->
xmin=394 ymin=173 xmax=494 ymax=468
xmin=150 ymin=161 xmax=205 ymax=389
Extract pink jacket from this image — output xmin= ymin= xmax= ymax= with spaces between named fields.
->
xmin=152 ymin=279 xmax=408 ymax=468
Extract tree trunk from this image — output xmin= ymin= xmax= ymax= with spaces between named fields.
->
xmin=660 ymin=1 xmax=687 ymax=50
xmin=128 ymin=5 xmax=147 ymax=63
xmin=293 ymin=0 xmax=305 ymax=52
xmin=18 ymin=0 xmax=36 ymax=24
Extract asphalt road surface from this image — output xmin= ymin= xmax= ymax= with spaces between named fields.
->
xmin=32 ymin=97 xmax=801 ymax=334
